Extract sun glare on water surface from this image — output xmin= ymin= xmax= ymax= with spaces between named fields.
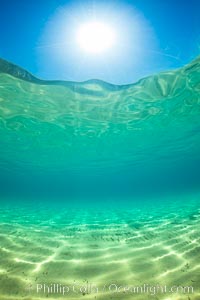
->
xmin=76 ymin=21 xmax=116 ymax=54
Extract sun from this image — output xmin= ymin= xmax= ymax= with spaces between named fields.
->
xmin=76 ymin=21 xmax=115 ymax=54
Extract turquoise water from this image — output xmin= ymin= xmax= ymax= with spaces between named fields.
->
xmin=0 ymin=57 xmax=200 ymax=299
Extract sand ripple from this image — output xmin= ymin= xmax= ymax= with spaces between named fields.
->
xmin=0 ymin=196 xmax=200 ymax=299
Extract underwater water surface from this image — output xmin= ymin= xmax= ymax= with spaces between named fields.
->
xmin=0 ymin=57 xmax=200 ymax=299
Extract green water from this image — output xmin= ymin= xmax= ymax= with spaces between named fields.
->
xmin=0 ymin=57 xmax=200 ymax=299
xmin=0 ymin=56 xmax=200 ymax=198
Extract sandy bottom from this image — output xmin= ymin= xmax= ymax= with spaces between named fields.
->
xmin=0 ymin=195 xmax=200 ymax=300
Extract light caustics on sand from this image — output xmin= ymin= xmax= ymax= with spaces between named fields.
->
xmin=0 ymin=198 xmax=200 ymax=299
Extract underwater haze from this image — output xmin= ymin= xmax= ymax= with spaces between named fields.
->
xmin=1 ymin=57 xmax=200 ymax=199
xmin=0 ymin=57 xmax=200 ymax=299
